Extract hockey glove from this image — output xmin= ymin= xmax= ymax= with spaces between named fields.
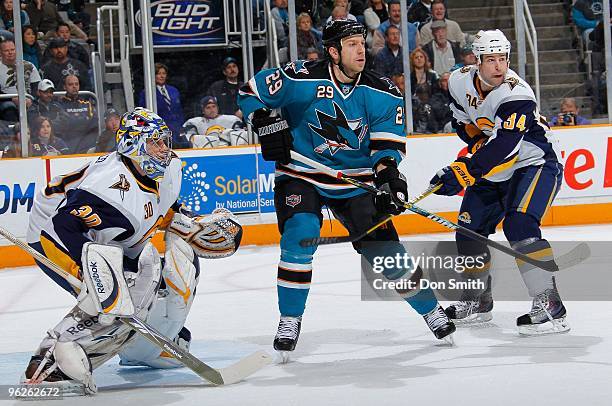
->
xmin=251 ymin=109 xmax=293 ymax=164
xmin=430 ymin=157 xmax=477 ymax=196
xmin=374 ymin=162 xmax=408 ymax=215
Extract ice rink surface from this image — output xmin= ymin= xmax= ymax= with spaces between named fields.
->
xmin=1 ymin=224 xmax=611 ymax=405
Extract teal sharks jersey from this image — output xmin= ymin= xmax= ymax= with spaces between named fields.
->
xmin=238 ymin=60 xmax=406 ymax=198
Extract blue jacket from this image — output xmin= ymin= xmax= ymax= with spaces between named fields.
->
xmin=138 ymin=84 xmax=188 ymax=148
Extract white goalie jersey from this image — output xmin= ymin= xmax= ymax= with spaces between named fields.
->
xmin=448 ymin=65 xmax=560 ymax=182
xmin=27 ymin=152 xmax=183 ymax=270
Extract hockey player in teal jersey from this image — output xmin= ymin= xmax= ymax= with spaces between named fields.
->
xmin=238 ymin=19 xmax=455 ymax=357
xmin=429 ymin=30 xmax=569 ymax=335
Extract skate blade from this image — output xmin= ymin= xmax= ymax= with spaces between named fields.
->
xmin=276 ymin=351 xmax=292 ymax=364
xmin=518 ymin=317 xmax=571 ymax=336
xmin=441 ymin=333 xmax=455 ymax=346
xmin=453 ymin=312 xmax=493 ymax=326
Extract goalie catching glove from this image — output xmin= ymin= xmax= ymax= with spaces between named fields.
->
xmin=166 ymin=207 xmax=243 ymax=258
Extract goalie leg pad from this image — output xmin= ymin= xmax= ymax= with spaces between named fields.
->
xmin=119 ymin=236 xmax=200 ymax=368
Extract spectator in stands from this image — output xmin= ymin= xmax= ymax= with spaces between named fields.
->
xmin=572 ymin=0 xmax=609 ymax=42
xmin=0 ymin=120 xmax=20 ymax=158
xmin=412 ymin=83 xmax=439 ymax=133
xmin=297 ymin=13 xmax=323 ymax=60
xmin=590 ymin=17 xmax=611 ymax=52
xmin=0 ymin=39 xmax=41 ymax=121
xmin=0 ymin=0 xmax=30 ymax=41
xmin=409 ymin=47 xmax=439 ymax=97
xmin=430 ymin=71 xmax=453 ymax=132
xmin=326 ymin=0 xmax=357 ymax=23
xmin=271 ymin=0 xmax=289 ymax=47
xmin=28 ymin=79 xmax=66 ymax=125
xmin=23 ymin=25 xmax=43 ymax=69
xmin=422 ymin=20 xmax=460 ymax=75
xmin=207 ymin=57 xmax=244 ymax=119
xmin=419 ymin=0 xmax=466 ymax=47
xmin=95 ymin=108 xmax=121 ymax=152
xmin=181 ymin=95 xmax=246 ymax=148
xmin=26 ymin=0 xmax=87 ymax=40
xmin=372 ymin=0 xmax=418 ymax=56
xmin=351 ymin=0 xmax=368 ymax=23
xmin=407 ymin=0 xmax=432 ymax=29
xmin=549 ymin=97 xmax=591 ymax=126
xmin=58 ymin=74 xmax=97 ymax=153
xmin=363 ymin=0 xmax=388 ymax=46
xmin=305 ymin=47 xmax=320 ymax=61
xmin=451 ymin=44 xmax=477 ymax=71
xmin=373 ymin=25 xmax=403 ymax=78
xmin=42 ymin=22 xmax=90 ymax=68
xmin=138 ymin=62 xmax=188 ymax=149
xmin=40 ymin=37 xmax=91 ymax=91
xmin=29 ymin=115 xmax=69 ymax=156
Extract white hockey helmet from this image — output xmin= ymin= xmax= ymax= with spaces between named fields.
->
xmin=471 ymin=29 xmax=511 ymax=63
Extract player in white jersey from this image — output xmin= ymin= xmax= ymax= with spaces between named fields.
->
xmin=429 ymin=30 xmax=569 ymax=335
xmin=23 ymin=108 xmax=243 ymax=394
xmin=181 ymin=95 xmax=247 ymax=148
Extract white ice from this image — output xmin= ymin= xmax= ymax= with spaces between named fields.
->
xmin=1 ymin=224 xmax=611 ymax=405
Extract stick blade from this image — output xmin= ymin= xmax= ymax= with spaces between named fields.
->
xmin=217 ymin=350 xmax=273 ymax=385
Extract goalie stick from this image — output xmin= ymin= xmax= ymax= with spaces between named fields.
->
xmin=290 ymin=151 xmax=590 ymax=272
xmin=0 ymin=226 xmax=271 ymax=386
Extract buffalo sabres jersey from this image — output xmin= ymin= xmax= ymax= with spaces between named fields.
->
xmin=238 ymin=60 xmax=406 ymax=198
xmin=448 ymin=65 xmax=559 ymax=182
xmin=181 ymin=114 xmax=242 ymax=138
xmin=27 ymin=152 xmax=182 ymax=274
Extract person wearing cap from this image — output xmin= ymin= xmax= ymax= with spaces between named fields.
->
xmin=27 ymin=79 xmax=67 ymax=126
xmin=95 ymin=108 xmax=121 ymax=152
xmin=40 ymin=36 xmax=91 ymax=91
xmin=181 ymin=95 xmax=244 ymax=148
xmin=41 ymin=22 xmax=90 ymax=68
xmin=421 ymin=19 xmax=461 ymax=75
xmin=207 ymin=56 xmax=244 ymax=119
xmin=0 ymin=38 xmax=41 ymax=121
xmin=418 ymin=0 xmax=467 ymax=47
xmin=450 ymin=44 xmax=477 ymax=72
xmin=137 ymin=62 xmax=188 ymax=149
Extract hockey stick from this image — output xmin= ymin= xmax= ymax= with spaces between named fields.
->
xmin=290 ymin=151 xmax=590 ymax=272
xmin=301 ymin=183 xmax=441 ymax=246
xmin=0 ymin=226 xmax=271 ymax=386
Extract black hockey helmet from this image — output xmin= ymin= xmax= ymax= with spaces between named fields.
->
xmin=322 ymin=19 xmax=367 ymax=55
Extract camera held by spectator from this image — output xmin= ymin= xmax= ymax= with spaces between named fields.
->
xmin=549 ymin=97 xmax=590 ymax=127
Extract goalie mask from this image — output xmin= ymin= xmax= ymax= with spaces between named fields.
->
xmin=116 ymin=108 xmax=173 ymax=182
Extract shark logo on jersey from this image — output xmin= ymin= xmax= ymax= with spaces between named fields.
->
xmin=381 ymin=76 xmax=401 ymax=94
xmin=309 ymin=102 xmax=367 ymax=156
xmin=110 ymin=174 xmax=131 ymax=201
xmin=284 ymin=60 xmax=309 ymax=76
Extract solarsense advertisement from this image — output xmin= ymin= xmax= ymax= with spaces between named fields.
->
xmin=131 ymin=0 xmax=228 ymax=48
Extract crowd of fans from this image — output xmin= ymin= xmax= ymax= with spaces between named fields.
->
xmin=0 ymin=0 xmax=608 ymax=160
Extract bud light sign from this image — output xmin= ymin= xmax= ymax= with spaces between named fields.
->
xmin=132 ymin=0 xmax=228 ymax=48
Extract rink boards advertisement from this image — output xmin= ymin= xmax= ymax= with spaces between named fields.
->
xmin=2 ymin=125 xmax=612 ymax=255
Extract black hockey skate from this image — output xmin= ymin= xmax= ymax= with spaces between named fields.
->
xmin=273 ymin=316 xmax=302 ymax=363
xmin=423 ymin=305 xmax=456 ymax=344
xmin=445 ymin=276 xmax=494 ymax=324
xmin=517 ymin=287 xmax=570 ymax=336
